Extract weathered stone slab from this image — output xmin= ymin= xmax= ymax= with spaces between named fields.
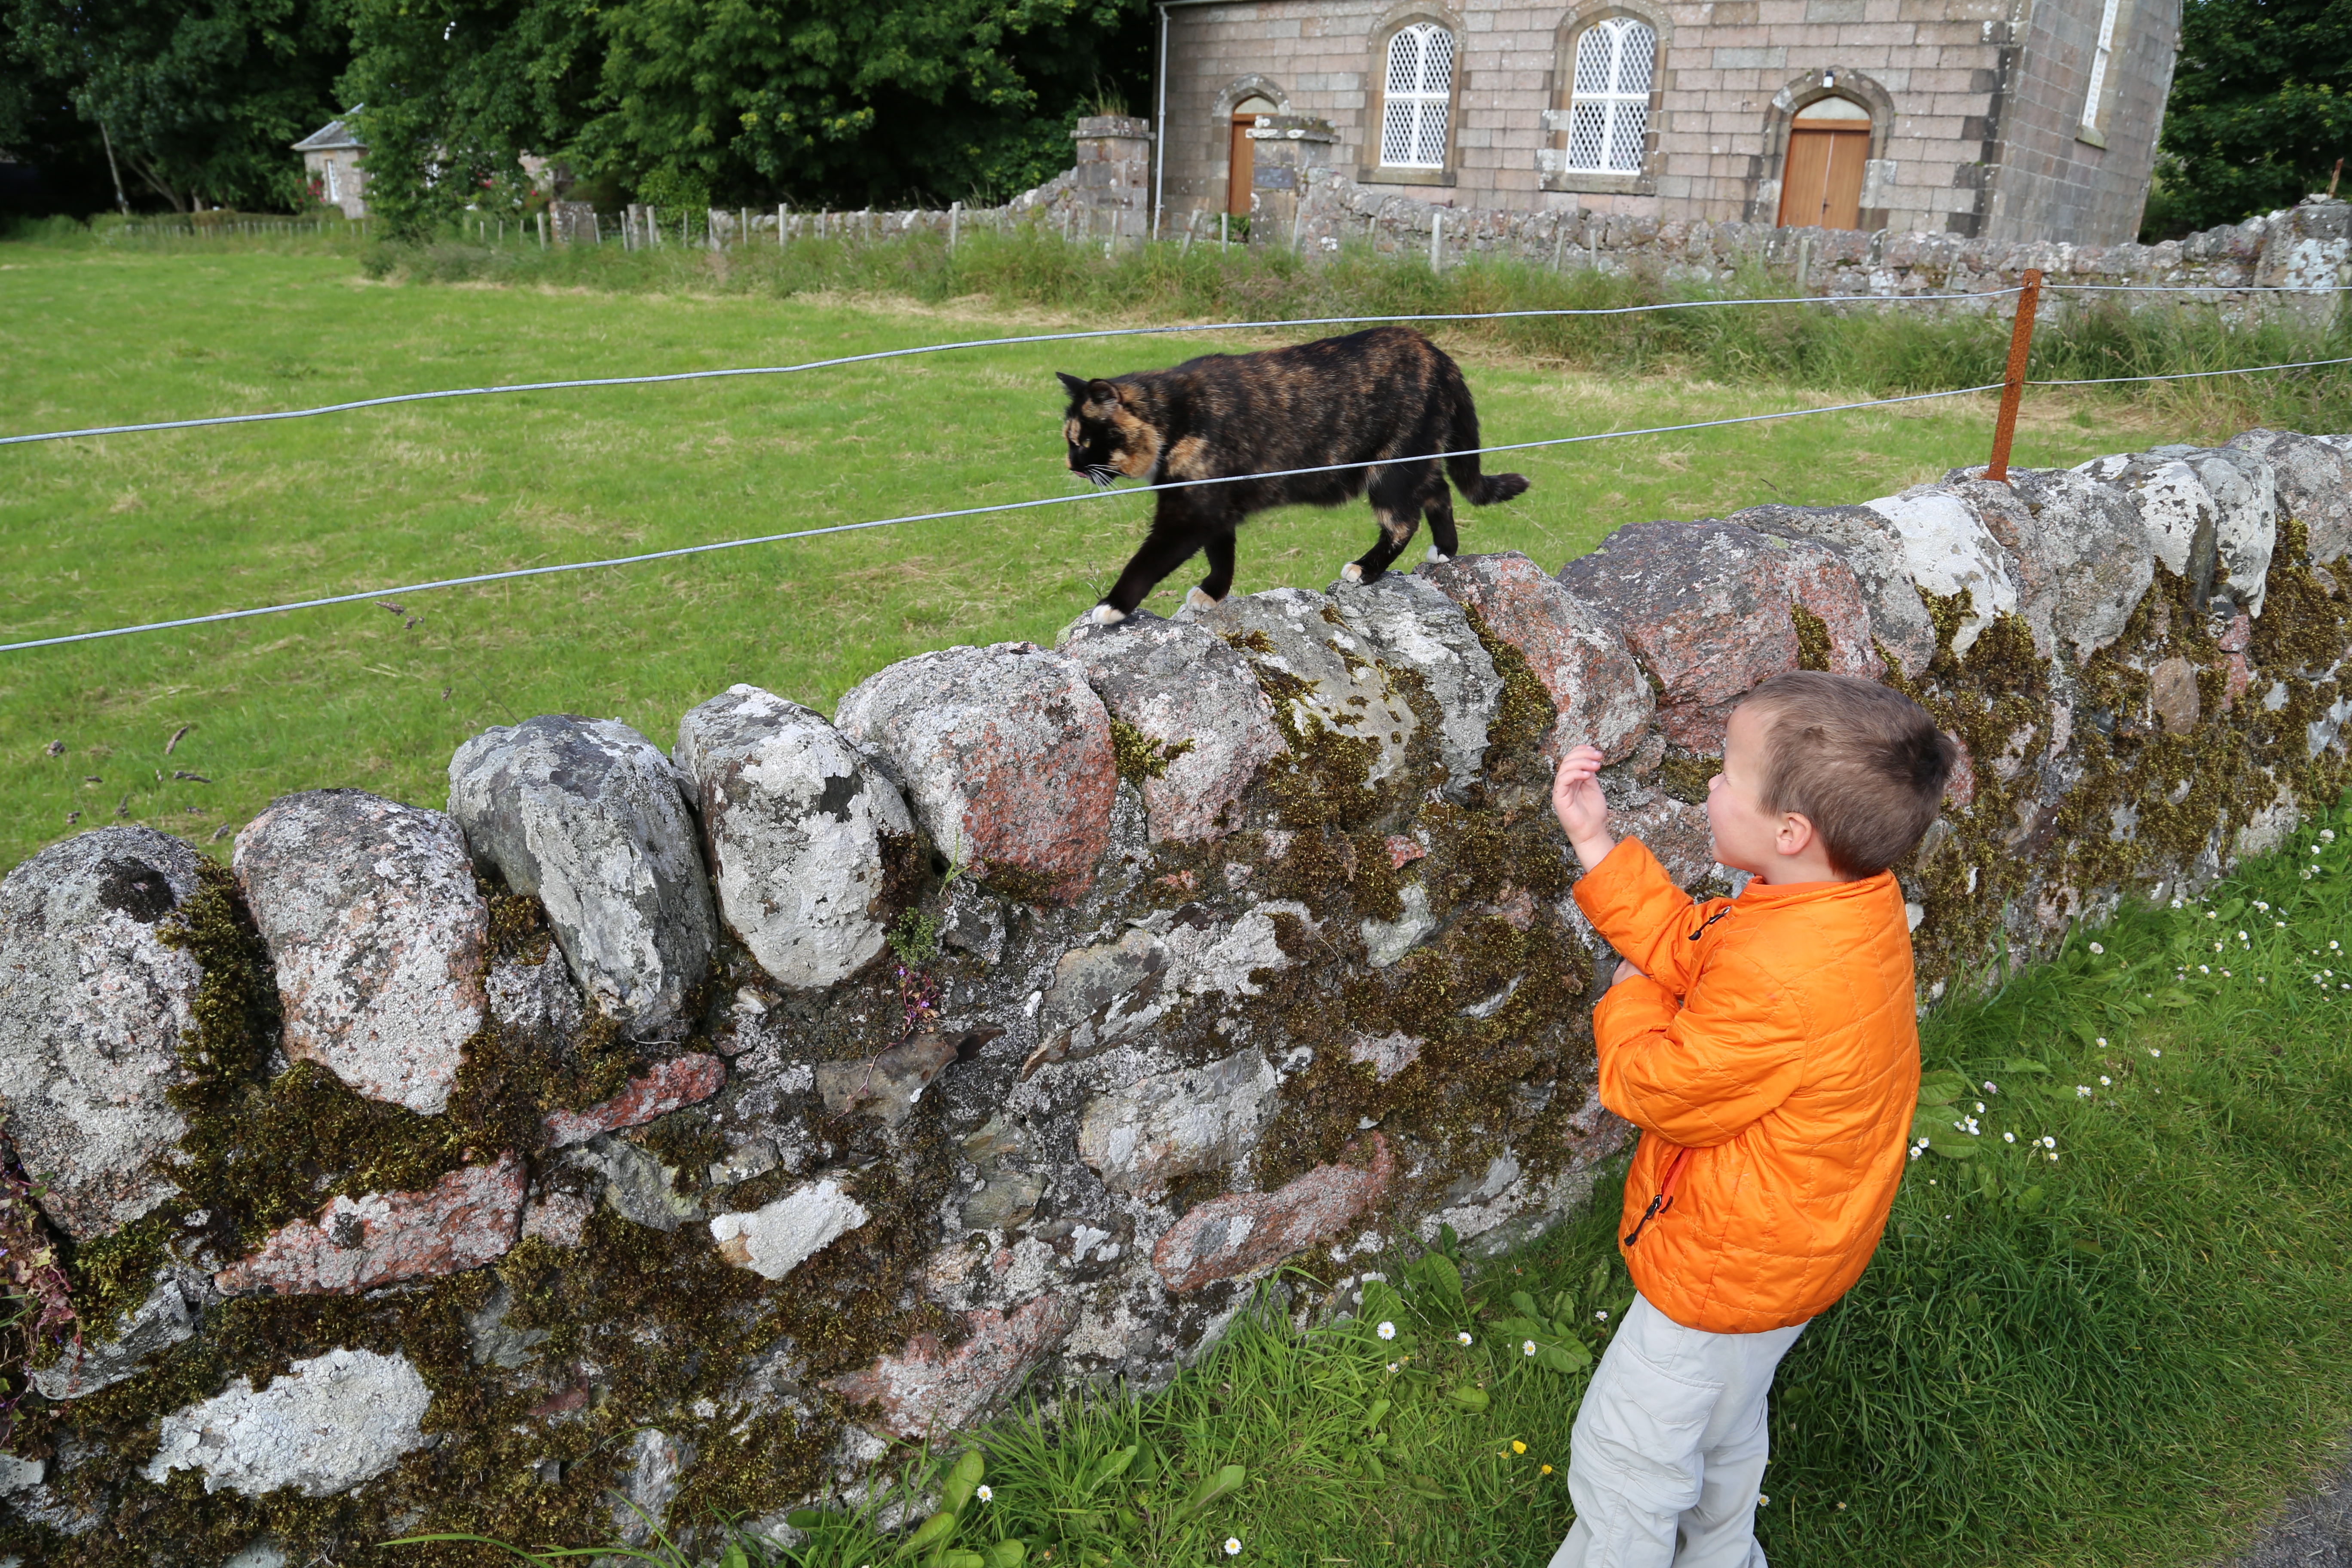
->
xmin=145 ymin=1348 xmax=432 ymax=1497
xmin=2229 ymin=429 xmax=2352 ymax=564
xmin=1177 ymin=588 xmax=1424 ymax=789
xmin=0 ymin=827 xmax=202 ymax=1242
xmin=814 ymin=1030 xmax=994 ymax=1126
xmin=1863 ymin=486 xmax=2019 ymax=655
xmin=1076 ymin=1048 xmax=1279 ymax=1194
xmin=32 ymin=1273 xmax=199 ymax=1401
xmin=825 ymin=1295 xmax=1078 ymax=1438
xmin=675 ymin=685 xmax=913 ymax=990
xmin=1558 ymin=520 xmax=1879 ymax=751
xmin=1328 ymin=573 xmax=1504 ymax=797
xmin=2077 ymin=446 xmax=2278 ymax=615
xmin=1729 ymin=502 xmax=1939 ymax=674
xmin=1935 ymin=470 xmax=2152 ymax=661
xmin=1060 ymin=611 xmax=1288 ymax=842
xmin=835 ymin=643 xmax=1115 ymax=903
xmin=542 ymin=1054 xmax=726 ymax=1148
xmin=233 ymin=790 xmax=487 ymax=1115
xmin=1025 ymin=903 xmax=1310 ymax=1075
xmin=709 ymin=1176 xmax=870 ymax=1280
xmin=213 ymin=1155 xmax=526 ymax=1296
xmin=1152 ymin=1135 xmax=1393 ymax=1292
xmin=447 ymin=716 xmax=716 ymax=1038
xmin=1418 ymin=552 xmax=1652 ymax=761
xmin=567 ymin=1135 xmax=702 ymax=1233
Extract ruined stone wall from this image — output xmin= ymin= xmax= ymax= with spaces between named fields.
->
xmin=5 ymin=426 xmax=2352 ymax=1566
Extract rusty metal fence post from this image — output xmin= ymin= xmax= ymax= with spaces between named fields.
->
xmin=1985 ymin=267 xmax=2043 ymax=484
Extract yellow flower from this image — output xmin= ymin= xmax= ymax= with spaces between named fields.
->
xmin=1511 ymin=1441 xmax=1526 ymax=1455
xmin=1541 ymin=1465 xmax=1553 ymax=1475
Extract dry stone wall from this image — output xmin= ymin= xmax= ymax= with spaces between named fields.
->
xmin=4 ymin=426 xmax=2352 ymax=1565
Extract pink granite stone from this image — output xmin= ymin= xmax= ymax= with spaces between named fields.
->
xmin=542 ymin=1054 xmax=726 ymax=1148
xmin=1151 ymin=1134 xmax=1393 ymax=1294
xmin=824 ymin=1295 xmax=1078 ymax=1438
xmin=214 ymin=1154 xmax=526 ymax=1296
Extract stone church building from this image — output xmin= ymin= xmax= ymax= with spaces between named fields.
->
xmin=1154 ymin=0 xmax=2177 ymax=244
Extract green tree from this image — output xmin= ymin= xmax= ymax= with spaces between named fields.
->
xmin=2147 ymin=0 xmax=2352 ymax=236
xmin=4 ymin=0 xmax=352 ymax=211
xmin=339 ymin=0 xmax=602 ymax=236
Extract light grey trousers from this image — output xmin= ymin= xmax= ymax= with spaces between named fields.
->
xmin=1545 ymin=1292 xmax=1809 ymax=1568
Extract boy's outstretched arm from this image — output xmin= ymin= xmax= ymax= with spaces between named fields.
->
xmin=1595 ymin=955 xmax=1807 ymax=1147
xmin=1553 ymin=746 xmax=1716 ymax=992
xmin=1550 ymin=744 xmax=1614 ymax=869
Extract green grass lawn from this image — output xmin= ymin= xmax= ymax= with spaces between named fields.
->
xmin=0 ymin=244 xmax=2189 ymax=871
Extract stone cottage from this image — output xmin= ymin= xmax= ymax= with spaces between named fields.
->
xmin=293 ymin=113 xmax=369 ymax=219
xmin=1154 ymin=0 xmax=2177 ymax=243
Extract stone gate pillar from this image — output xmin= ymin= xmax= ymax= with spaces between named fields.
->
xmin=1071 ymin=115 xmax=1153 ymax=244
xmin=1247 ymin=116 xmax=1338 ymax=246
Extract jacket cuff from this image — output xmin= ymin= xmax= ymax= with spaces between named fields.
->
xmin=1571 ymin=837 xmax=1678 ymax=947
xmin=1593 ymin=971 xmax=1678 ymax=1047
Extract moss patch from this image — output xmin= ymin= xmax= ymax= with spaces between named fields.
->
xmin=1108 ymin=716 xmax=1196 ymax=784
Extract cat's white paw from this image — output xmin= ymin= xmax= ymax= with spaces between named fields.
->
xmin=1089 ymin=604 xmax=1129 ymax=626
xmin=1186 ymin=587 xmax=1220 ymax=609
xmin=1340 ymin=562 xmax=1365 ymax=584
xmin=1426 ymin=546 xmax=1451 ymax=564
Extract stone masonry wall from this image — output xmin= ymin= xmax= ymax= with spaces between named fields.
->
xmin=5 ymin=426 xmax=2352 ymax=1565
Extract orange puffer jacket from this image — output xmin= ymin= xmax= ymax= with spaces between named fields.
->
xmin=1573 ymin=838 xmax=1920 ymax=1334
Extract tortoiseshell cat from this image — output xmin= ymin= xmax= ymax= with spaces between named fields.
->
xmin=1058 ymin=325 xmax=1530 ymax=624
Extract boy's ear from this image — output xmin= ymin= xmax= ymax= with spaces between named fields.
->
xmin=1056 ymin=371 xmax=1088 ymax=401
xmin=1774 ymin=811 xmax=1817 ymax=857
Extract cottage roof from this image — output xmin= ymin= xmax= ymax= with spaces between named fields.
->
xmin=292 ymin=112 xmax=364 ymax=153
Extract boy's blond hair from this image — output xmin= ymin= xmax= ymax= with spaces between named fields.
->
xmin=1737 ymin=672 xmax=1957 ymax=878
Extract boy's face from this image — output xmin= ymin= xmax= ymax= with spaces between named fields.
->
xmin=1706 ymin=704 xmax=1788 ymax=878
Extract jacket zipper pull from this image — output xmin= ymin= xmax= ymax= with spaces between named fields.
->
xmin=1623 ymin=1146 xmax=1694 ymax=1247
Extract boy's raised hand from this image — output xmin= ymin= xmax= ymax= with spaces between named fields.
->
xmin=1550 ymin=744 xmax=1615 ymax=870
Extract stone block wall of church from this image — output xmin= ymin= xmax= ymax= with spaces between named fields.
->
xmin=1984 ymin=0 xmax=2178 ymax=246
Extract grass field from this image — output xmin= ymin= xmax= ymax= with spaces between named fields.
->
xmin=0 ymin=240 xmax=2268 ymax=870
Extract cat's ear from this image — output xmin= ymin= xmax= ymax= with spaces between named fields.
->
xmin=1056 ymin=371 xmax=1089 ymax=401
xmin=1087 ymin=379 xmax=1121 ymax=404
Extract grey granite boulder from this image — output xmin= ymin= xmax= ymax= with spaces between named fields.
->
xmin=836 ymin=643 xmax=1116 ymax=903
xmin=1059 ymin=611 xmax=1287 ymax=842
xmin=2075 ymin=446 xmax=2278 ymax=615
xmin=447 ymin=716 xmax=716 ymax=1038
xmin=144 ymin=1348 xmax=432 ymax=1497
xmin=1329 ymin=572 xmax=1504 ymax=798
xmin=0 ymin=827 xmax=202 ymax=1242
xmin=2228 ymin=429 xmax=2352 ymax=564
xmin=1863 ymin=485 xmax=2019 ymax=656
xmin=1727 ymin=503 xmax=1939 ymax=675
xmin=1075 ymin=1047 xmax=1280 ymax=1194
xmin=1419 ymin=552 xmax=1652 ymax=761
xmin=1935 ymin=469 xmax=2152 ymax=661
xmin=1559 ymin=520 xmax=1879 ymax=753
xmin=1178 ymin=588 xmax=1424 ymax=790
xmin=676 ymin=685 xmax=912 ymax=990
xmin=32 ymin=1271 xmax=202 ymax=1400
xmin=708 ymin=1176 xmax=870 ymax=1280
xmin=233 ymin=790 xmax=487 ymax=1115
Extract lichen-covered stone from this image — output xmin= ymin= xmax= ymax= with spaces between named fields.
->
xmin=542 ymin=1054 xmax=726 ymax=1147
xmin=1025 ymin=903 xmax=1311 ymax=1075
xmin=1060 ymin=610 xmax=1287 ymax=842
xmin=676 ymin=685 xmax=912 ymax=989
xmin=447 ymin=715 xmax=717 ymax=1038
xmin=1864 ymin=486 xmax=2020 ymax=655
xmin=1936 ymin=470 xmax=2153 ymax=661
xmin=2079 ymin=446 xmax=2278 ymax=615
xmin=1347 ymin=1030 xmax=1423 ymax=1081
xmin=835 ymin=642 xmax=1115 ymax=902
xmin=144 ymin=1348 xmax=432 ymax=1497
xmin=233 ymin=790 xmax=487 ymax=1115
xmin=0 ymin=827 xmax=202 ymax=1242
xmin=709 ymin=1176 xmax=870 ymax=1280
xmin=2229 ymin=428 xmax=2352 ymax=563
xmin=1075 ymin=1048 xmax=1280 ymax=1194
xmin=1152 ymin=1135 xmax=1393 ymax=1292
xmin=1178 ymin=588 xmax=1424 ymax=787
xmin=1329 ymin=572 xmax=1504 ymax=797
xmin=213 ymin=1155 xmax=526 ymax=1296
xmin=815 ymin=1032 xmax=990 ymax=1126
xmin=1728 ymin=503 xmax=1939 ymax=675
xmin=824 ymin=1295 xmax=1078 ymax=1439
xmin=1558 ymin=519 xmax=1879 ymax=751
xmin=1360 ymin=881 xmax=1435 ymax=968
xmin=1419 ymin=551 xmax=1652 ymax=761
xmin=32 ymin=1273 xmax=200 ymax=1401
xmin=567 ymin=1134 xmax=702 ymax=1233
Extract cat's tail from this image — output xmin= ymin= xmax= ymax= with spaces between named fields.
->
xmin=1440 ymin=361 xmax=1531 ymax=506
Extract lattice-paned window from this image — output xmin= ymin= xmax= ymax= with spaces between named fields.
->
xmin=1563 ymin=17 xmax=1655 ymax=173
xmin=2081 ymin=0 xmax=2122 ymax=127
xmin=1380 ymin=23 xmax=1455 ymax=168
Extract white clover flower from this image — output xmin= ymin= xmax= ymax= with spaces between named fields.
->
xmin=1225 ymin=1537 xmax=1243 ymax=1557
xmin=1377 ymin=1321 xmax=1396 ymax=1340
xmin=1523 ymin=1339 xmax=1538 ymax=1357
xmin=2089 ymin=942 xmax=2104 ymax=955
xmin=1984 ymin=1081 xmax=1999 ymax=1093
xmin=2077 ymin=1085 xmax=2093 ymax=1098
xmin=2003 ymin=1132 xmax=2016 ymax=1143
xmin=976 ymin=1485 xmax=993 ymax=1503
xmin=1458 ymin=1332 xmax=1473 ymax=1346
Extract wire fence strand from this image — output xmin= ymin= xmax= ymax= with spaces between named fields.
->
xmin=0 ymin=383 xmax=2003 ymax=654
xmin=2027 ymin=353 xmax=2352 ymax=386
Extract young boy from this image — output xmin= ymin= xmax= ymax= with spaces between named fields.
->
xmin=1544 ymin=671 xmax=1956 ymax=1568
